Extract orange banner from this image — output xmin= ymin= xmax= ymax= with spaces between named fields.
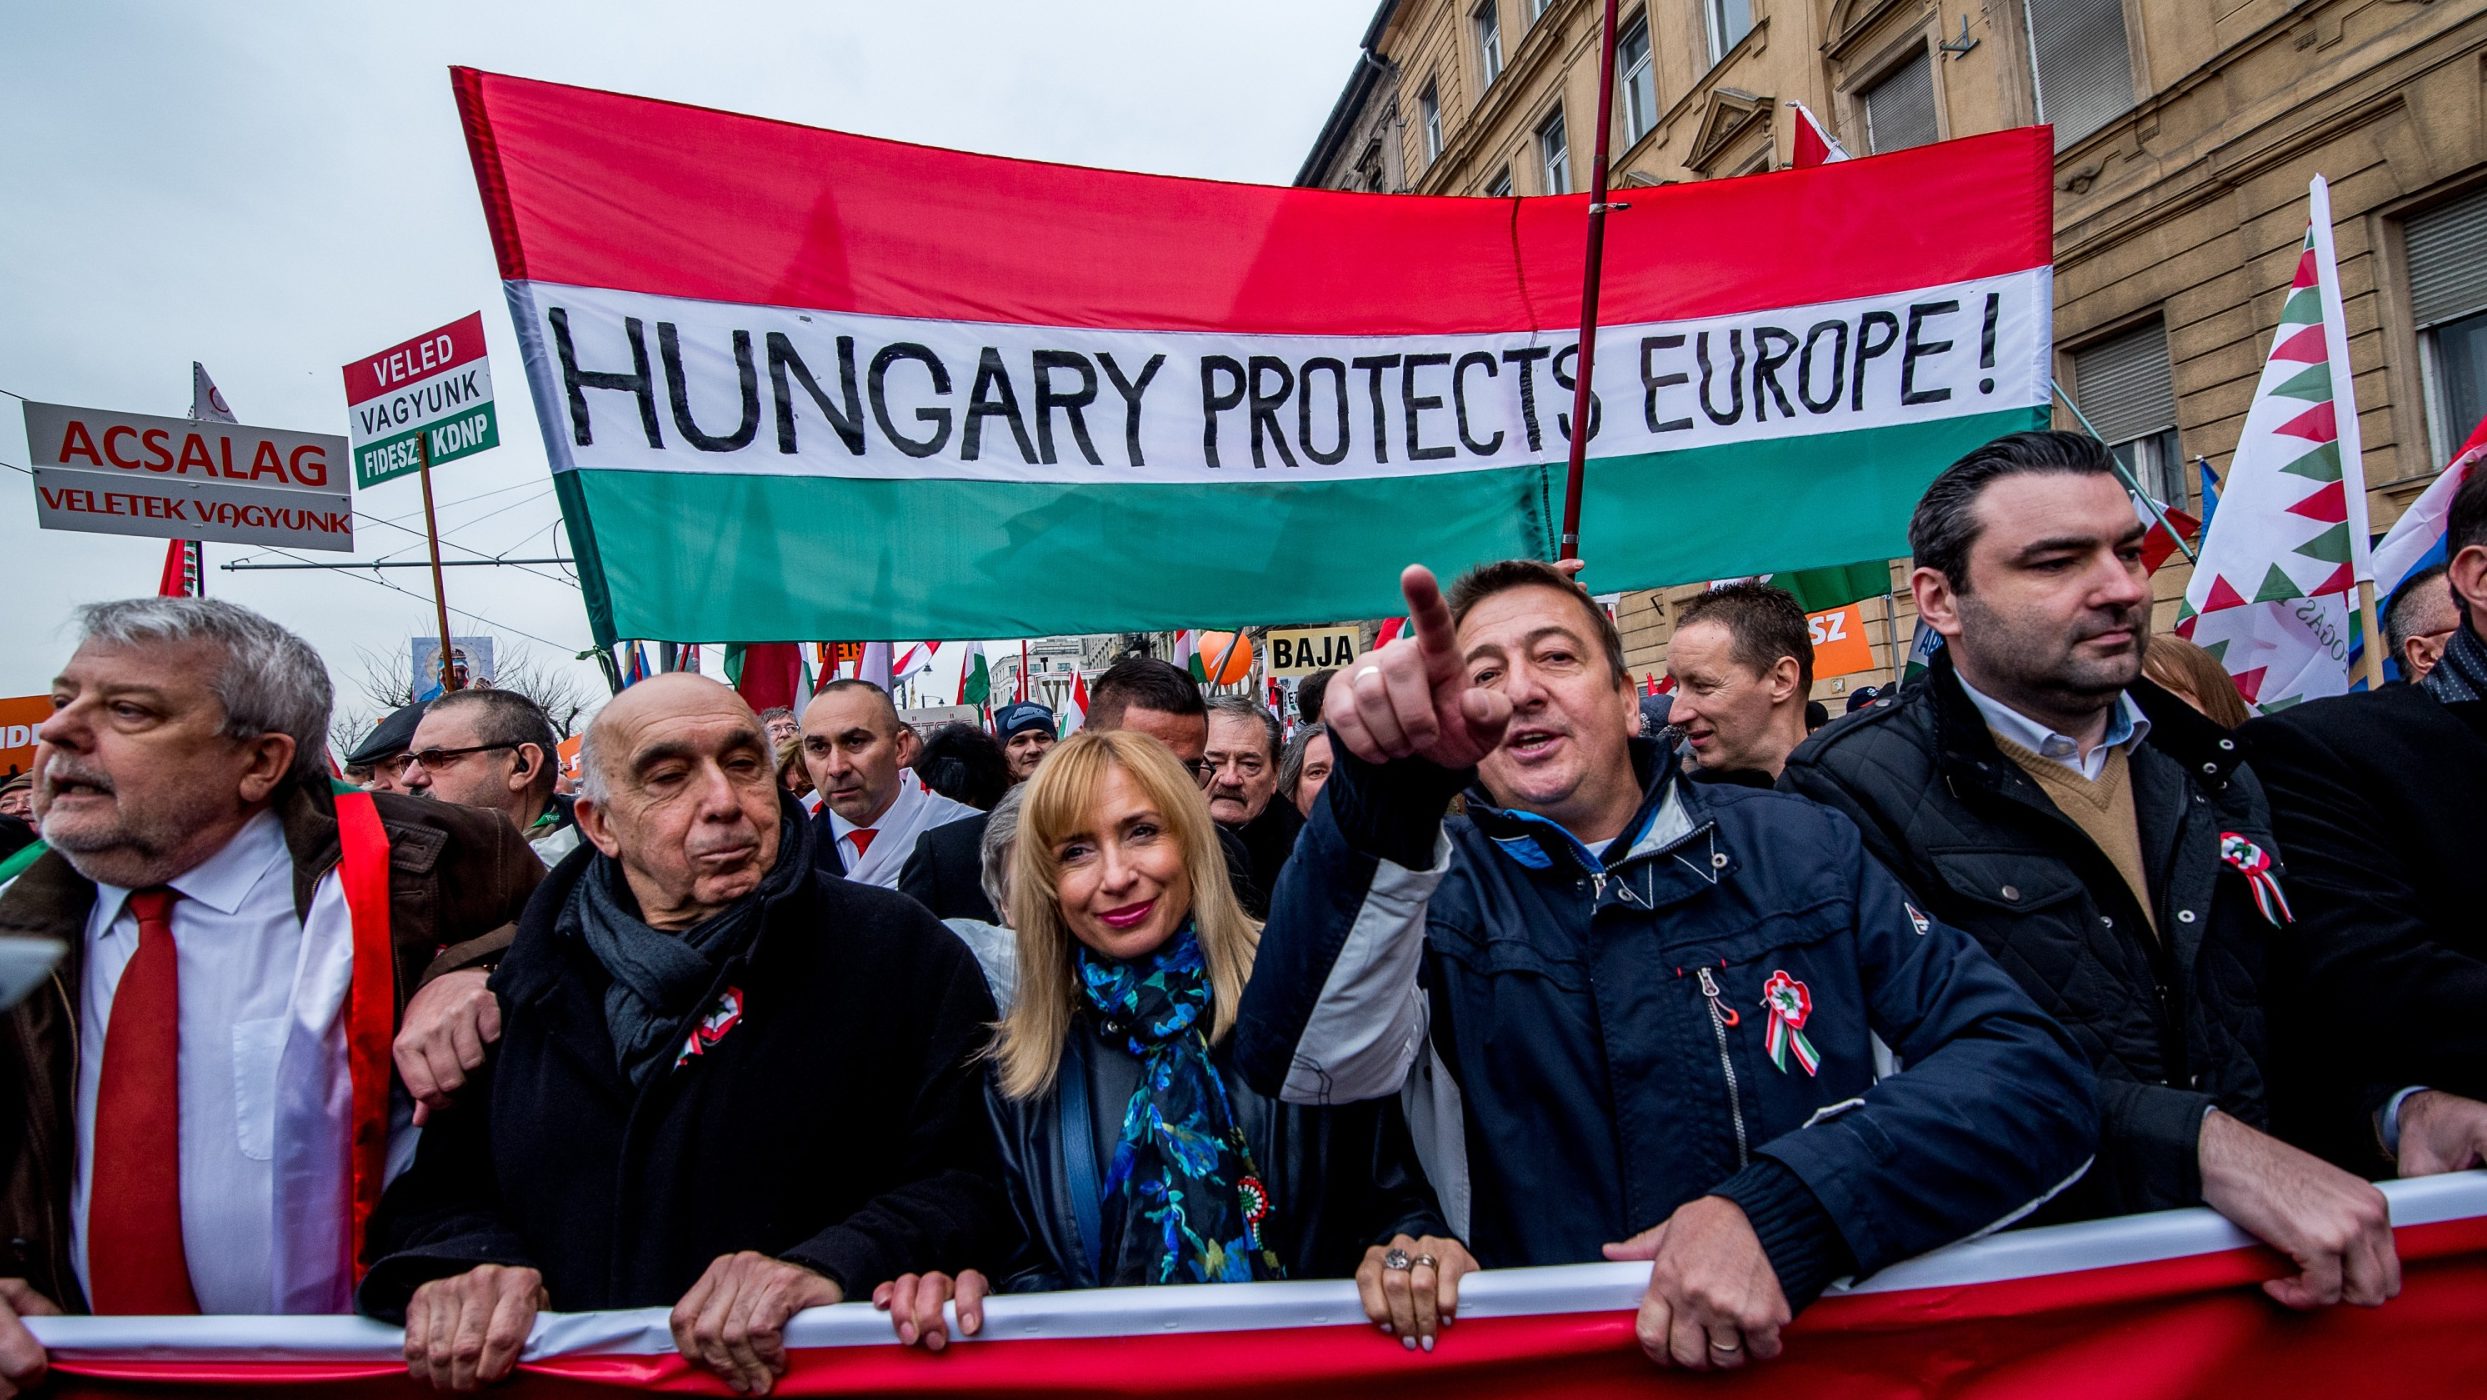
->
xmin=0 ymin=695 xmax=50 ymax=780
xmin=1807 ymin=605 xmax=1875 ymax=678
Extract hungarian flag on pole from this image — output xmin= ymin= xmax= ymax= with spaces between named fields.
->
xmin=723 ymin=642 xmax=805 ymax=713
xmin=1171 ymin=630 xmax=1202 ymax=682
xmin=1788 ymin=101 xmax=1851 ymax=167
xmin=2178 ymin=176 xmax=2373 ymax=711
xmin=1059 ymin=672 xmax=1090 ymax=737
xmin=451 ymin=70 xmax=2054 ymax=646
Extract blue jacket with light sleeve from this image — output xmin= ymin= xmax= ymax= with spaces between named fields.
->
xmin=1233 ymin=736 xmax=2097 ymax=1306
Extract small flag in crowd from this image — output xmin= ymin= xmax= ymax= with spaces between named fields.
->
xmin=962 ymin=649 xmax=992 ymax=707
xmin=2178 ymin=175 xmax=2372 ymax=712
xmin=1902 ymin=618 xmax=1947 ymax=681
xmin=2358 ymin=413 xmax=2486 ymax=679
xmin=155 ymin=540 xmax=201 ymax=598
xmin=1172 ymin=629 xmax=1202 ymax=682
xmin=1059 ymin=672 xmax=1090 ymax=737
xmin=622 ymin=643 xmax=652 ymax=687
xmin=2133 ymin=493 xmax=2201 ymax=575
xmin=2198 ymin=457 xmax=2224 ymax=543
xmin=723 ymin=643 xmax=804 ymax=713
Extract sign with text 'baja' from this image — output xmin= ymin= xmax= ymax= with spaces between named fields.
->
xmin=1265 ymin=625 xmax=1361 ymax=677
xmin=344 ymin=312 xmax=497 ymax=488
xmin=21 ymin=401 xmax=353 ymax=551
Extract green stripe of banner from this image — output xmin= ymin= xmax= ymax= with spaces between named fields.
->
xmin=354 ymin=402 xmax=501 ymax=489
xmin=562 ymin=406 xmax=2040 ymax=644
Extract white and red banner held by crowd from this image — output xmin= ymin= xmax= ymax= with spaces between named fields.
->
xmin=451 ymin=69 xmax=2054 ymax=646
xmin=19 ymin=400 xmax=353 ymax=551
xmin=343 ymin=312 xmax=499 ymax=489
xmin=26 ymin=1173 xmax=2487 ymax=1398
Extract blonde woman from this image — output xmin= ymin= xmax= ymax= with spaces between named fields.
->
xmin=877 ymin=731 xmax=1473 ymax=1351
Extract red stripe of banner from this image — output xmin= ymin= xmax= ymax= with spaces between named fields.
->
xmin=45 ymin=1217 xmax=2487 ymax=1400
xmin=448 ymin=68 xmax=2048 ymax=336
xmin=338 ymin=312 xmax=490 ymax=407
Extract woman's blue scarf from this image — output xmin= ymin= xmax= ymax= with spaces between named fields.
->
xmin=1077 ymin=925 xmax=1284 ymax=1284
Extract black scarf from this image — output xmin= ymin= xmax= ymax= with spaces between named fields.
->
xmin=2425 ymin=624 xmax=2487 ymax=704
xmin=560 ymin=803 xmax=813 ymax=1089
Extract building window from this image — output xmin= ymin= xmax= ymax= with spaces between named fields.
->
xmin=1539 ymin=106 xmax=1571 ymax=195
xmin=2071 ymin=318 xmax=2185 ymax=506
xmin=1476 ymin=0 xmax=1505 ymax=86
xmin=1528 ymin=0 xmax=1553 ymax=21
xmin=1862 ymin=49 xmax=1939 ymax=154
xmin=1420 ymin=81 xmax=1444 ymax=164
xmin=2023 ymin=0 xmax=2136 ymax=150
xmin=1485 ymin=166 xmax=1513 ymax=198
xmin=2408 ymin=185 xmax=2487 ymax=460
xmin=1620 ymin=16 xmax=1656 ymax=144
xmin=1705 ymin=0 xmax=1753 ymax=66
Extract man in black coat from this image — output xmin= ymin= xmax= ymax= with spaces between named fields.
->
xmin=1783 ymin=431 xmax=2396 ymax=1312
xmin=2241 ymin=464 xmax=2487 ymax=1176
xmin=359 ymin=675 xmax=1007 ymax=1397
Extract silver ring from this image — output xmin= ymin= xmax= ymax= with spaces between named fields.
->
xmin=1358 ymin=666 xmax=1382 ymax=680
xmin=1709 ymin=1339 xmax=1744 ymax=1353
xmin=1383 ymin=1247 xmax=1412 ymax=1271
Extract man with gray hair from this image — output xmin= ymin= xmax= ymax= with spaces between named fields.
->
xmin=1204 ymin=695 xmax=1300 ymax=898
xmin=0 ymin=599 xmax=540 ymax=1398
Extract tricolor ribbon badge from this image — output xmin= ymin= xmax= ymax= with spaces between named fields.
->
xmin=2219 ymin=833 xmax=2295 ymax=927
xmin=1760 ymin=970 xmax=1821 ymax=1077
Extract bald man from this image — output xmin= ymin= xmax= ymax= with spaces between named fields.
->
xmin=358 ymin=675 xmax=1007 ymax=1397
xmin=800 ymin=681 xmax=978 ymax=888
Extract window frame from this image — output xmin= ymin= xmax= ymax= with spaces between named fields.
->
xmin=1860 ymin=45 xmax=1941 ymax=155
xmin=1619 ymin=14 xmax=1656 ymax=145
xmin=1538 ymin=105 xmax=1571 ymax=196
xmin=1705 ymin=0 xmax=1754 ymax=67
xmin=2020 ymin=0 xmax=2139 ymax=151
xmin=1476 ymin=0 xmax=1505 ymax=87
xmin=1484 ymin=166 xmax=1514 ymax=198
xmin=1420 ymin=80 xmax=1445 ymax=164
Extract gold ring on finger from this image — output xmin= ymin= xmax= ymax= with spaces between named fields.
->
xmin=1411 ymin=1254 xmax=1438 ymax=1270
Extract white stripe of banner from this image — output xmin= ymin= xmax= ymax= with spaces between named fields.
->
xmin=506 ymin=267 xmax=2050 ymax=487
xmin=33 ymin=1172 xmax=2487 ymax=1363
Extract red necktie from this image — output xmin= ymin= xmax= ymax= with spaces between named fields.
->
xmin=848 ymin=828 xmax=878 ymax=859
xmin=86 ymin=887 xmax=201 ymax=1315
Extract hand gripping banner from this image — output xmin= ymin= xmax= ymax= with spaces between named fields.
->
xmin=33 ymin=1173 xmax=2487 ymax=1399
xmin=450 ymin=69 xmax=2054 ymax=646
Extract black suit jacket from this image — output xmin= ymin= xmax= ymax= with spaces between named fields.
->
xmin=2241 ymin=684 xmax=2487 ymax=1167
xmin=900 ymin=812 xmax=999 ymax=924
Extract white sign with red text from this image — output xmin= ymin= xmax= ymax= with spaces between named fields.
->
xmin=21 ymin=401 xmax=353 ymax=551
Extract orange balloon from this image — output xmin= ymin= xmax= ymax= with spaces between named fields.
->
xmin=1195 ymin=630 xmax=1254 ymax=685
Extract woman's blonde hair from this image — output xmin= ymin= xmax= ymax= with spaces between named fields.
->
xmin=992 ymin=729 xmax=1260 ymax=1100
xmin=2143 ymin=633 xmax=2252 ymax=730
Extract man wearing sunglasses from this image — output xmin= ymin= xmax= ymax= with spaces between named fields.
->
xmin=401 ymin=688 xmax=578 ymax=869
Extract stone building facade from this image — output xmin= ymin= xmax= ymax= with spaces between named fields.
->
xmin=1301 ymin=0 xmax=2487 ymax=695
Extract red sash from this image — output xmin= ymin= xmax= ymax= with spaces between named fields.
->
xmin=331 ymin=790 xmax=395 ymax=1281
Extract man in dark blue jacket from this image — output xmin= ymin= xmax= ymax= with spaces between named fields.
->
xmin=1235 ymin=560 xmax=2096 ymax=1373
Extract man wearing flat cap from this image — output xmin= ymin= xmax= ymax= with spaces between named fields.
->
xmin=345 ymin=703 xmax=428 ymax=796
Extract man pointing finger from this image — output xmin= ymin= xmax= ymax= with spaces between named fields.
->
xmin=1236 ymin=559 xmax=2097 ymax=1368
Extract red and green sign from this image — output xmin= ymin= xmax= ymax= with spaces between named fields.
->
xmin=342 ymin=312 xmax=497 ymax=488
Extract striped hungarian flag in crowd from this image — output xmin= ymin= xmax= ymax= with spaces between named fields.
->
xmin=451 ymin=70 xmax=2055 ymax=647
xmin=2178 ymin=176 xmax=2372 ymax=711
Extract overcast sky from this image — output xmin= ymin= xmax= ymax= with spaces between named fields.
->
xmin=0 ymin=1 xmax=1369 ymax=726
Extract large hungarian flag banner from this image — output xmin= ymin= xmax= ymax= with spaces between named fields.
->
xmin=34 ymin=1175 xmax=2487 ymax=1398
xmin=452 ymin=69 xmax=2052 ymax=645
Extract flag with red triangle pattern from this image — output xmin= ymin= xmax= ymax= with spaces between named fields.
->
xmin=2177 ymin=176 xmax=2373 ymax=713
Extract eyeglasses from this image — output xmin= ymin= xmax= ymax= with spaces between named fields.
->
xmin=400 ymin=742 xmax=520 ymax=773
xmin=1183 ymin=758 xmax=1215 ymax=784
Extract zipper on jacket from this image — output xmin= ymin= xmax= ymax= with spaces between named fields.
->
xmin=1695 ymin=967 xmax=1750 ymax=1168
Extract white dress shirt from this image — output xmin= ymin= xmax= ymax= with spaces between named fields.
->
xmin=826 ymin=772 xmax=978 ymax=888
xmin=1957 ymin=674 xmax=2151 ymax=781
xmin=72 ymin=808 xmax=361 ymax=1314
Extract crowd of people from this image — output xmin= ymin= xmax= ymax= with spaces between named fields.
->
xmin=0 ymin=428 xmax=2480 ymax=1396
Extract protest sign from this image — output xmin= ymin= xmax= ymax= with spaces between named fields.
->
xmin=0 ymin=695 xmax=50 ymax=778
xmin=343 ymin=313 xmax=498 ymax=488
xmin=451 ymin=69 xmax=2051 ymax=645
xmin=21 ymin=401 xmax=353 ymax=552
xmin=1807 ymin=604 xmax=1876 ymax=678
xmin=1266 ymin=626 xmax=1360 ymax=677
xmin=411 ymin=635 xmax=495 ymax=701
